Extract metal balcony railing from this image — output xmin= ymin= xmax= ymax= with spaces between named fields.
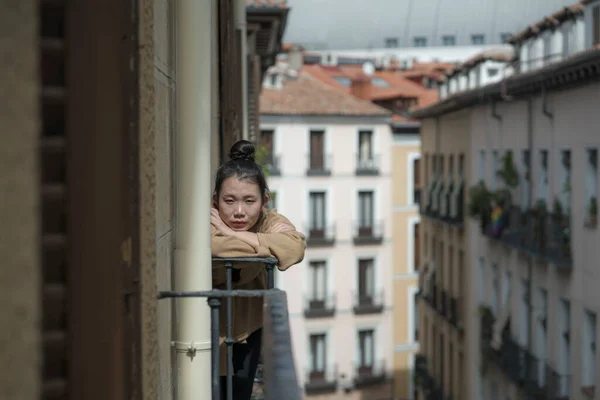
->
xmin=352 ymin=290 xmax=384 ymax=315
xmin=157 ymin=257 xmax=301 ymax=400
xmin=304 ymin=365 xmax=337 ymax=394
xmin=355 ymin=154 xmax=380 ymax=176
xmin=352 ymin=220 xmax=384 ymax=245
xmin=306 ymin=154 xmax=332 ymax=176
xmin=353 ymin=360 xmax=387 ymax=387
xmin=303 ymin=293 xmax=336 ymax=318
xmin=305 ymin=223 xmax=336 ymax=247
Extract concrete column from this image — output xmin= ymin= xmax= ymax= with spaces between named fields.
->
xmin=174 ymin=0 xmax=216 ymax=397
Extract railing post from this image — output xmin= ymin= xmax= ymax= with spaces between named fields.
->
xmin=266 ymin=262 xmax=275 ymax=289
xmin=208 ymin=298 xmax=222 ymax=400
xmin=225 ymin=261 xmax=234 ymax=400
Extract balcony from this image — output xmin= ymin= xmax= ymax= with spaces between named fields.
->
xmin=448 ymin=295 xmax=464 ymax=331
xmin=353 ymin=291 xmax=384 ymax=315
xmin=158 ymin=257 xmax=301 ymax=400
xmin=355 ymin=154 xmax=380 ymax=176
xmin=353 ymin=360 xmax=387 ymax=388
xmin=306 ymin=154 xmax=332 ymax=176
xmin=304 ymin=365 xmax=337 ymax=395
xmin=423 ymin=178 xmax=464 ymax=227
xmin=305 ymin=224 xmax=336 ymax=247
xmin=304 ymin=294 xmax=336 ymax=318
xmin=262 ymin=154 xmax=281 ymax=176
xmin=352 ymin=220 xmax=384 ymax=245
xmin=479 ymin=308 xmax=572 ymax=400
xmin=414 ymin=355 xmax=444 ymax=400
xmin=482 ymin=205 xmax=572 ymax=269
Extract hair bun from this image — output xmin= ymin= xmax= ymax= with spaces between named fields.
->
xmin=228 ymin=140 xmax=256 ymax=163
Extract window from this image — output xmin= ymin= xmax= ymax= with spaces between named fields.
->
xmin=593 ymin=5 xmax=600 ymax=46
xmin=442 ymin=35 xmax=456 ymax=46
xmin=521 ymin=150 xmax=531 ymax=209
xmin=357 ymin=329 xmax=375 ymax=370
xmin=491 ymin=264 xmax=499 ymax=315
xmin=413 ymin=157 xmax=422 ymax=205
xmin=385 ymin=37 xmax=398 ymax=48
xmin=358 ymin=191 xmax=375 ymax=233
xmin=309 ymin=333 xmax=327 ymax=378
xmin=487 ymin=67 xmax=499 ymax=77
xmin=358 ymin=130 xmax=374 ymax=166
xmin=371 ymin=77 xmax=390 ymax=87
xmin=414 ymin=222 xmax=420 ymax=271
xmin=458 ymin=154 xmax=465 ymax=178
xmin=500 ymin=32 xmax=512 ymax=43
xmin=471 ymin=34 xmax=485 ymax=45
xmin=309 ymin=192 xmax=326 ymax=237
xmin=559 ymin=299 xmax=571 ymax=396
xmin=309 ymin=130 xmax=326 ymax=171
xmin=534 ymin=288 xmax=548 ymax=385
xmin=413 ymin=37 xmax=427 ymax=47
xmin=585 ymin=148 xmax=598 ymax=224
xmin=538 ymin=150 xmax=549 ymax=203
xmin=582 ymin=310 xmax=597 ymax=388
xmin=358 ymin=258 xmax=375 ymax=304
xmin=414 ymin=292 xmax=419 ymax=342
xmin=308 ymin=261 xmax=327 ymax=307
xmin=559 ymin=150 xmax=571 ymax=210
xmin=333 ymin=76 xmax=351 ymax=87
xmin=477 ymin=258 xmax=485 ymax=304
xmin=519 ymin=280 xmax=530 ymax=346
xmin=478 ymin=150 xmax=486 ymax=181
xmin=491 ymin=151 xmax=499 ymax=190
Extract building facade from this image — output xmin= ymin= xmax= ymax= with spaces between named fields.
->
xmin=390 ymin=122 xmax=423 ymax=400
xmin=0 ymin=0 xmax=288 ymax=399
xmin=412 ymin=1 xmax=600 ymax=399
xmin=259 ymin=68 xmax=395 ymax=399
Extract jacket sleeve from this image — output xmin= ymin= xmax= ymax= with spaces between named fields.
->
xmin=255 ymin=211 xmax=307 ymax=271
xmin=211 ymin=225 xmax=271 ymax=259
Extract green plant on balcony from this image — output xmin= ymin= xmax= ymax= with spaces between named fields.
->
xmin=496 ymin=151 xmax=519 ymax=188
xmin=552 ymin=198 xmax=563 ymax=218
xmin=493 ymin=188 xmax=512 ymax=207
xmin=468 ymin=181 xmax=492 ymax=217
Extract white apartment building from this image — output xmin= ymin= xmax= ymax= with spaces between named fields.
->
xmin=412 ymin=1 xmax=600 ymax=399
xmin=259 ymin=67 xmax=396 ymax=399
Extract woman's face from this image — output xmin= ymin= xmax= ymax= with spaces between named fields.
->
xmin=215 ymin=176 xmax=267 ymax=231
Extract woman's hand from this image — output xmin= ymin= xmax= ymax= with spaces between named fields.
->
xmin=211 ymin=207 xmax=235 ymax=236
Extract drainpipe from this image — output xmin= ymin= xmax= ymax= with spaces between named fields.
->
xmin=174 ymin=0 xmax=215 ymax=398
xmin=235 ymin=0 xmax=249 ymax=140
xmin=541 ymin=84 xmax=554 ymax=120
xmin=526 ymin=98 xmax=534 ymax=354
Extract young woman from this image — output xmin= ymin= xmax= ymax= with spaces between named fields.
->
xmin=211 ymin=139 xmax=306 ymax=400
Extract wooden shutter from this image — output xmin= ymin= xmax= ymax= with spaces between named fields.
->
xmin=247 ymin=54 xmax=261 ymax=143
xmin=414 ymin=158 xmax=421 ymax=187
xmin=40 ymin=0 xmax=69 ymax=398
xmin=309 ymin=130 xmax=324 ymax=169
xmin=594 ymin=6 xmax=600 ymax=46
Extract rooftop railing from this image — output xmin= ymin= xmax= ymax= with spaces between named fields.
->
xmin=158 ymin=257 xmax=301 ymax=400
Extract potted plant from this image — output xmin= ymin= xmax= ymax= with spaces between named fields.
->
xmin=468 ymin=181 xmax=492 ymax=231
xmin=496 ymin=151 xmax=519 ymax=188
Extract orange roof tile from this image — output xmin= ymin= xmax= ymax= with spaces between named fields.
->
xmin=507 ymin=1 xmax=584 ymax=44
xmin=259 ymin=72 xmax=391 ymax=117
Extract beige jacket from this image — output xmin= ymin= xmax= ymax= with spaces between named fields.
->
xmin=211 ymin=209 xmax=306 ymax=375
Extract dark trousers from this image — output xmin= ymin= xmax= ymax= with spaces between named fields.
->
xmin=220 ymin=328 xmax=262 ymax=400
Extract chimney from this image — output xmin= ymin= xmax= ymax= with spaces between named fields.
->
xmin=288 ymin=44 xmax=305 ymax=72
xmin=350 ymin=76 xmax=372 ymax=101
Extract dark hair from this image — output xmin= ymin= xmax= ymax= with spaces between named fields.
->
xmin=214 ymin=140 xmax=268 ymax=201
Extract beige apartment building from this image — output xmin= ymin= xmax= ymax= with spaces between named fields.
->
xmin=390 ymin=120 xmax=423 ymax=400
xmin=411 ymin=0 xmax=600 ymax=399
xmin=1 ymin=0 xmax=288 ymax=399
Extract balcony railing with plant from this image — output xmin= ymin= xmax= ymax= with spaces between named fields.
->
xmin=468 ymin=152 xmax=572 ymax=269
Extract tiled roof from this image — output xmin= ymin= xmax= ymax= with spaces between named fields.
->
xmin=302 ymin=64 xmax=430 ymax=101
xmin=446 ymin=48 xmax=515 ymax=77
xmin=259 ymin=72 xmax=391 ymax=117
xmin=507 ymin=1 xmax=584 ymax=44
xmin=245 ymin=0 xmax=288 ymax=8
